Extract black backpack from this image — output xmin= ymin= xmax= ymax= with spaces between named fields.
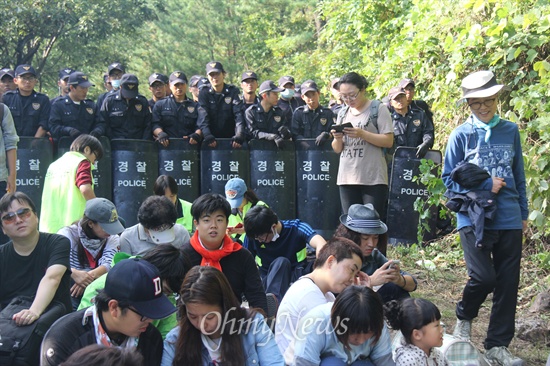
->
xmin=0 ymin=296 xmax=66 ymax=366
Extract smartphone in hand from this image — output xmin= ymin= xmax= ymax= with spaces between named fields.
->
xmin=388 ymin=260 xmax=400 ymax=269
xmin=330 ymin=122 xmax=353 ymax=133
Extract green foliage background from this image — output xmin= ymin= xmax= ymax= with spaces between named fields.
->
xmin=0 ymin=0 xmax=549 ymax=240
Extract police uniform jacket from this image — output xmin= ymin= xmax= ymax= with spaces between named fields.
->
xmin=277 ymin=97 xmax=304 ymax=125
xmin=2 ymin=89 xmax=50 ymax=136
xmin=410 ymin=99 xmax=434 ymax=124
xmin=245 ymin=103 xmax=288 ymax=140
xmin=152 ymin=95 xmax=199 ymax=138
xmin=291 ymin=105 xmax=334 ymax=139
xmin=100 ymin=90 xmax=152 ymax=140
xmin=197 ymin=84 xmax=245 ymax=139
xmin=391 ymin=106 xmax=434 ymax=148
xmin=241 ymin=95 xmax=261 ymax=116
xmin=49 ymin=96 xmax=105 ymax=139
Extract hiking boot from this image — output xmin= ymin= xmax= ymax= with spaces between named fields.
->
xmin=453 ymin=318 xmax=472 ymax=341
xmin=484 ymin=346 xmax=524 ymax=366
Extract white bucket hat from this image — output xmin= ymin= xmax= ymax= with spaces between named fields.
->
xmin=457 ymin=70 xmax=506 ymax=104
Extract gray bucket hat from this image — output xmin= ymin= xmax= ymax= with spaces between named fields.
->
xmin=339 ymin=203 xmax=388 ymax=235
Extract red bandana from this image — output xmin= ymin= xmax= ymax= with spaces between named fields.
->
xmin=189 ymin=231 xmax=242 ymax=271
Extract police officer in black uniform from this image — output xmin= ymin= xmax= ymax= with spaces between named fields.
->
xmin=100 ymin=73 xmax=152 ymax=140
xmin=51 ymin=68 xmax=75 ymax=104
xmin=3 ymin=64 xmax=50 ymax=137
xmin=291 ymin=80 xmax=334 ymax=146
xmin=49 ymin=72 xmax=105 ymax=141
xmin=148 ymin=72 xmax=168 ymax=109
xmin=398 ymin=78 xmax=434 ymax=125
xmin=328 ymin=77 xmax=344 ymax=116
xmin=96 ymin=62 xmax=125 ymax=111
xmin=276 ymin=75 xmax=305 ymax=124
xmin=152 ymin=71 xmax=201 ymax=147
xmin=197 ymin=61 xmax=245 ymax=148
xmin=388 ymin=86 xmax=433 ymax=158
xmin=240 ymin=71 xmax=260 ymax=116
xmin=245 ymin=80 xmax=291 ymax=148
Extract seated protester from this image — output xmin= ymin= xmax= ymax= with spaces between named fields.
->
xmin=162 ymin=266 xmax=284 ymax=366
xmin=60 ymin=344 xmax=144 ymax=366
xmin=152 ymin=71 xmax=202 ymax=148
xmin=99 ymin=73 xmax=152 ymax=140
xmin=79 ymin=245 xmax=191 ymax=339
xmin=153 ymin=175 xmax=194 ymax=233
xmin=40 ymin=134 xmax=104 ymax=234
xmin=385 ymin=298 xmax=447 ymax=366
xmin=275 ymin=237 xmax=367 ymax=360
xmin=41 ymin=258 xmax=175 ymax=366
xmin=181 ymin=193 xmax=268 ymax=313
xmin=291 ymin=80 xmax=334 ymax=146
xmin=243 ymin=206 xmax=327 ymax=301
xmin=335 ymin=203 xmax=417 ymax=303
xmin=245 ymin=80 xmax=291 ymax=148
xmin=387 ymin=86 xmax=434 ymax=159
xmin=58 ymin=198 xmax=123 ymax=310
xmin=292 ymin=285 xmax=394 ymax=366
xmin=119 ymin=196 xmax=190 ymax=256
xmin=0 ymin=192 xmax=71 ymax=365
xmin=224 ymin=177 xmax=268 ymax=241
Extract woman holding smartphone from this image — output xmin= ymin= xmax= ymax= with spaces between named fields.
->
xmin=331 ymin=72 xmax=393 ymax=220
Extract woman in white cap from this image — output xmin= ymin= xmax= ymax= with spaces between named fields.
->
xmin=442 ymin=70 xmax=526 ymax=365
xmin=57 ymin=197 xmax=123 ymax=310
xmin=335 ymin=203 xmax=417 ymax=303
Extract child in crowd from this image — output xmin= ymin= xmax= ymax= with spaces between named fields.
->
xmin=292 ymin=285 xmax=394 ymax=366
xmin=385 ymin=298 xmax=448 ymax=366
xmin=162 ymin=266 xmax=284 ymax=366
xmin=40 ymin=134 xmax=104 ymax=233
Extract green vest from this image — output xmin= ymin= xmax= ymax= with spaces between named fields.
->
xmin=39 ymin=151 xmax=91 ymax=233
xmin=228 ymin=200 xmax=268 ymax=238
xmin=79 ymin=252 xmax=177 ymax=339
xmin=176 ymin=198 xmax=194 ymax=234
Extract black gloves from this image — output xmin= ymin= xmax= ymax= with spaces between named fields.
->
xmin=157 ymin=131 xmax=169 ymax=144
xmin=188 ymin=132 xmax=202 ymax=143
xmin=203 ymin=134 xmax=216 ymax=146
xmin=274 ymin=136 xmax=284 ymax=148
xmin=89 ymin=130 xmax=101 ymax=139
xmin=69 ymin=128 xmax=81 ymax=138
xmin=315 ymin=131 xmax=330 ymax=146
xmin=416 ymin=142 xmax=430 ymax=158
xmin=278 ymin=126 xmax=292 ymax=140
xmin=232 ymin=134 xmax=245 ymax=145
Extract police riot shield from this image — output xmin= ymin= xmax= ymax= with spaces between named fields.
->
xmin=387 ymin=147 xmax=442 ymax=246
xmin=158 ymin=138 xmax=200 ymax=203
xmin=0 ymin=137 xmax=53 ymax=244
xmin=200 ymin=139 xmax=250 ymax=196
xmin=295 ymin=139 xmax=340 ymax=239
xmin=57 ymin=136 xmax=112 ymax=201
xmin=249 ymin=139 xmax=296 ymax=220
xmin=111 ymin=139 xmax=158 ymax=227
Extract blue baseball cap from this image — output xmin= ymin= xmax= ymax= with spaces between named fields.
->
xmin=225 ymin=178 xmax=247 ymax=209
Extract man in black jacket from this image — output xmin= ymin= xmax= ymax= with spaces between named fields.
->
xmin=41 ymin=258 xmax=176 ymax=366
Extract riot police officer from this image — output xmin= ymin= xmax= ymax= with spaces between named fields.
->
xmin=96 ymin=62 xmax=125 ymax=110
xmin=245 ymin=80 xmax=291 ymax=148
xmin=152 ymin=71 xmax=201 ymax=147
xmin=100 ymin=73 xmax=152 ymax=140
xmin=2 ymin=64 xmax=50 ymax=137
xmin=51 ymin=68 xmax=75 ymax=104
xmin=240 ymin=70 xmax=260 ymax=115
xmin=276 ymin=75 xmax=305 ymax=124
xmin=49 ymin=72 xmax=105 ymax=140
xmin=197 ymin=61 xmax=245 ymax=148
xmin=148 ymin=72 xmax=168 ymax=109
xmin=291 ymin=80 xmax=334 ymax=146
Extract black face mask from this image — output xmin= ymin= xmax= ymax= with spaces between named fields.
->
xmin=231 ymin=208 xmax=239 ymax=216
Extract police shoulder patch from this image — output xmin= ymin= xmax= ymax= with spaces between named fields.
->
xmin=274 ymin=116 xmax=281 ymax=123
xmin=135 ymin=104 xmax=143 ymax=112
xmin=86 ymin=108 xmax=94 ymax=115
xmin=413 ymin=119 xmax=421 ymax=126
xmin=187 ymin=106 xmax=195 ymax=113
xmin=224 ymin=96 xmax=232 ymax=104
xmin=32 ymin=103 xmax=40 ymax=110
xmin=320 ymin=117 xmax=327 ymax=126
